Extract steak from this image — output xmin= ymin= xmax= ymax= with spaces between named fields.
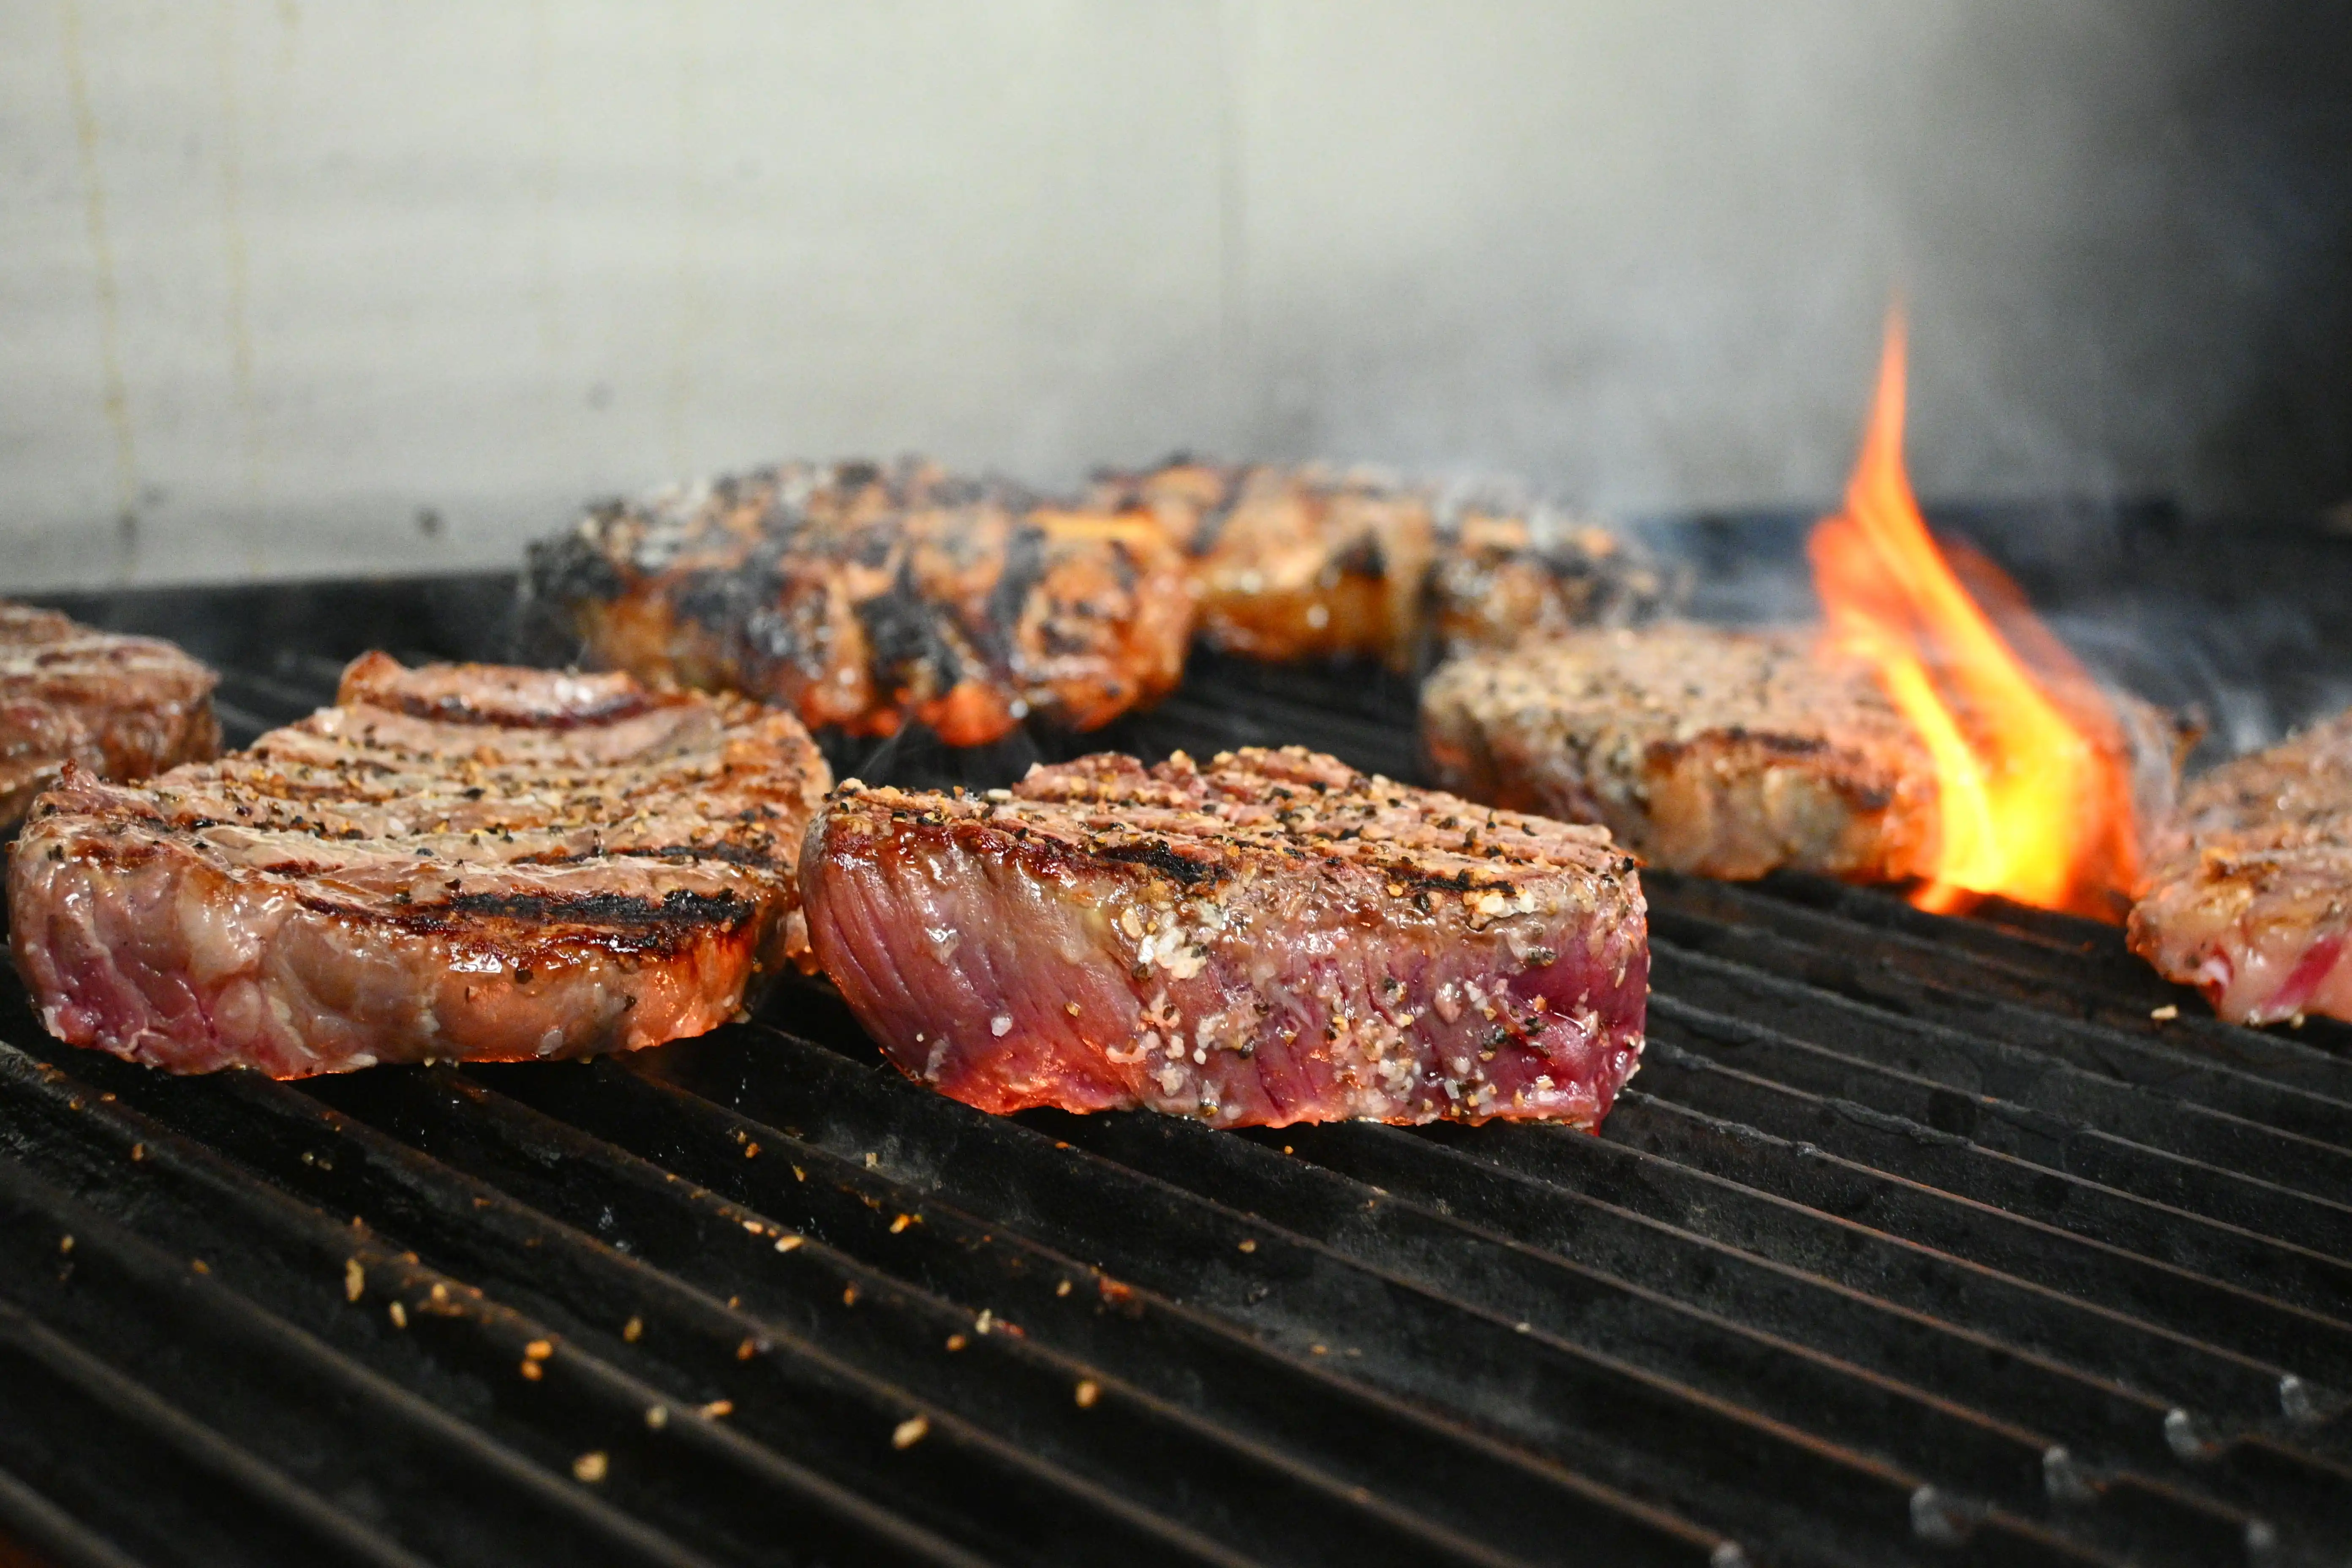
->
xmin=1089 ymin=461 xmax=1436 ymax=668
xmin=522 ymin=457 xmax=1193 ymax=747
xmin=802 ymin=746 xmax=1647 ymax=1128
xmin=1421 ymin=624 xmax=1941 ymax=882
xmin=2129 ymin=708 xmax=2352 ymax=1024
xmin=8 ymin=653 xmax=828 ymax=1076
xmin=1089 ymin=460 xmax=1680 ymax=668
xmin=1 ymin=603 xmax=220 ymax=832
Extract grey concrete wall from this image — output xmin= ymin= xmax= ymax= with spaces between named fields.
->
xmin=4 ymin=0 xmax=2347 ymax=589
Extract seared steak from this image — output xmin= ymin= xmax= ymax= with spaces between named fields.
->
xmin=1 ymin=604 xmax=220 ymax=832
xmin=1089 ymin=460 xmax=1679 ymax=668
xmin=8 ymin=653 xmax=828 ymax=1076
xmin=1422 ymin=624 xmax=1941 ymax=882
xmin=523 ymin=458 xmax=1192 ymax=747
xmin=1089 ymin=461 xmax=1436 ymax=668
xmin=2130 ymin=709 xmax=2352 ymax=1024
xmin=802 ymin=746 xmax=1647 ymax=1128
xmin=1422 ymin=489 xmax=1685 ymax=659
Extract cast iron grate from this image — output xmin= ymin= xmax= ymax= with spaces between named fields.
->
xmin=2 ymin=572 xmax=2349 ymax=1568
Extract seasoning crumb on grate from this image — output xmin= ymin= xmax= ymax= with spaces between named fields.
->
xmin=890 ymin=1213 xmax=913 ymax=1233
xmin=1238 ymin=1238 xmax=1257 ymax=1252
xmin=520 ymin=1360 xmax=542 ymax=1380
xmin=741 ymin=1220 xmax=762 ymax=1234
xmin=944 ymin=1333 xmax=967 ymax=1352
xmin=572 ymin=1451 xmax=607 ymax=1484
xmin=1074 ymin=1380 xmax=1100 ymax=1408
xmin=736 ymin=1338 xmax=757 ymax=1361
xmin=774 ymin=1234 xmax=803 ymax=1253
xmin=1055 ymin=1279 xmax=1072 ymax=1296
xmin=744 ymin=1141 xmax=760 ymax=1159
xmin=645 ymin=1405 xmax=668 ymax=1429
xmin=525 ymin=1339 xmax=553 ymax=1361
xmin=130 ymin=1143 xmax=144 ymax=1161
xmin=892 ymin=1415 xmax=929 ymax=1449
xmin=2150 ymin=1004 xmax=2178 ymax=1021
xmin=842 ymin=1285 xmax=859 ymax=1306
xmin=58 ymin=1236 xmax=72 ymax=1255
xmin=343 ymin=1258 xmax=365 ymax=1301
xmin=701 ymin=1399 xmax=733 ymax=1419
xmin=190 ymin=1259 xmax=209 ymax=1274
xmin=387 ymin=1301 xmax=407 ymax=1328
xmin=622 ymin=1315 xmax=643 ymax=1342
xmin=974 ymin=1309 xmax=994 ymax=1335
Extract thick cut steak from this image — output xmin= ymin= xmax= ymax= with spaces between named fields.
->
xmin=1423 ymin=624 xmax=1941 ymax=882
xmin=802 ymin=746 xmax=1647 ymax=1128
xmin=523 ymin=458 xmax=1192 ymax=747
xmin=9 ymin=653 xmax=828 ymax=1076
xmin=1089 ymin=460 xmax=1679 ymax=667
xmin=2130 ymin=709 xmax=2352 ymax=1024
xmin=1 ymin=604 xmax=220 ymax=832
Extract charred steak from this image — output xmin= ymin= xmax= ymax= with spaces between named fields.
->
xmin=802 ymin=746 xmax=1647 ymax=1128
xmin=1422 ymin=624 xmax=1941 ymax=882
xmin=1 ymin=603 xmax=220 ymax=832
xmin=1089 ymin=460 xmax=1436 ymax=668
xmin=523 ymin=458 xmax=1192 ymax=747
xmin=2130 ymin=709 xmax=2352 ymax=1024
xmin=1089 ymin=460 xmax=1679 ymax=668
xmin=9 ymin=653 xmax=828 ymax=1076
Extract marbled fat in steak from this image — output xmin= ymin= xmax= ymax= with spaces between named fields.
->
xmin=802 ymin=746 xmax=1647 ymax=1128
xmin=1 ymin=603 xmax=220 ymax=833
xmin=8 ymin=653 xmax=828 ymax=1076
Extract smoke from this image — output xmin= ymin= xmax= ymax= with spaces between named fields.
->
xmin=1214 ymin=1 xmax=2352 ymax=524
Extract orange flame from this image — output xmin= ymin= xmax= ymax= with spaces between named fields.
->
xmin=1808 ymin=310 xmax=2139 ymax=918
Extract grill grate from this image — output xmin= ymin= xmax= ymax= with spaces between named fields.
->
xmin=4 ymin=572 xmax=2350 ymax=1568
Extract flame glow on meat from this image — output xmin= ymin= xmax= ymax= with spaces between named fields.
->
xmin=1807 ymin=310 xmax=2141 ymax=918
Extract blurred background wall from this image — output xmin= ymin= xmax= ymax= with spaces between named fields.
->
xmin=4 ymin=0 xmax=2348 ymax=588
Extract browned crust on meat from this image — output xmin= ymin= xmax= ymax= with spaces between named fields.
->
xmin=1421 ymin=624 xmax=1941 ymax=882
xmin=8 ymin=654 xmax=829 ymax=1076
xmin=802 ymin=746 xmax=1647 ymax=1127
xmin=524 ymin=459 xmax=1193 ymax=746
xmin=1088 ymin=461 xmax=1680 ymax=668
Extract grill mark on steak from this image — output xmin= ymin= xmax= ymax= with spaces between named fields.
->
xmin=8 ymin=652 xmax=829 ymax=1078
xmin=437 ymin=887 xmax=758 ymax=926
xmin=1 ymin=603 xmax=221 ymax=833
xmin=1092 ymin=838 xmax=1222 ymax=886
xmin=802 ymin=745 xmax=1646 ymax=1129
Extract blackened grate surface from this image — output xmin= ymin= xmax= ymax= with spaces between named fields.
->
xmin=4 ymin=573 xmax=2351 ymax=1568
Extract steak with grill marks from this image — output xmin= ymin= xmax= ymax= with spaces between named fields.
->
xmin=2130 ymin=708 xmax=2352 ymax=1024
xmin=8 ymin=652 xmax=828 ymax=1076
xmin=522 ymin=457 xmax=1193 ymax=747
xmin=1421 ymin=623 xmax=1942 ymax=883
xmin=802 ymin=746 xmax=1647 ymax=1127
xmin=1 ymin=603 xmax=220 ymax=833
